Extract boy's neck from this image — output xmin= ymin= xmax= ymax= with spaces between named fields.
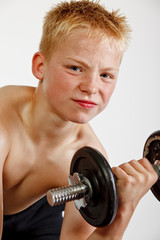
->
xmin=21 ymin=85 xmax=81 ymax=145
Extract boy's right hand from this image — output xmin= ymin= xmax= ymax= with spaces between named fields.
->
xmin=112 ymin=157 xmax=158 ymax=210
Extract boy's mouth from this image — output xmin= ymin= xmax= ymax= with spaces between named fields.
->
xmin=73 ymin=99 xmax=97 ymax=109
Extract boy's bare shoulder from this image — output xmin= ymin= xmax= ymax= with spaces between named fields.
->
xmin=0 ymin=85 xmax=35 ymax=118
xmin=0 ymin=85 xmax=35 ymax=103
xmin=80 ymin=123 xmax=108 ymax=159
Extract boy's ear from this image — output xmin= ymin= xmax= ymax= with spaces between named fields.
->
xmin=32 ymin=52 xmax=45 ymax=81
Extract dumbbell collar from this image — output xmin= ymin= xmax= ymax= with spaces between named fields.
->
xmin=68 ymin=172 xmax=93 ymax=210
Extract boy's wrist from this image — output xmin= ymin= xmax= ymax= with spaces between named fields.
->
xmin=89 ymin=204 xmax=135 ymax=240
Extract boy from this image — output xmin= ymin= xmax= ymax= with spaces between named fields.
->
xmin=0 ymin=0 xmax=158 ymax=239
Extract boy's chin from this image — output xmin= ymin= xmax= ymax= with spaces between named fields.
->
xmin=70 ymin=115 xmax=96 ymax=124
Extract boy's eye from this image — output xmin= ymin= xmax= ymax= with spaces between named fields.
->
xmin=70 ymin=66 xmax=81 ymax=72
xmin=100 ymin=73 xmax=111 ymax=79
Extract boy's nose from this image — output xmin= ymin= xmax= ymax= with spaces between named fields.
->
xmin=79 ymin=76 xmax=98 ymax=95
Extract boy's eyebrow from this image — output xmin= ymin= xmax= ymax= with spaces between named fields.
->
xmin=100 ymin=67 xmax=119 ymax=72
xmin=66 ymin=57 xmax=90 ymax=69
xmin=66 ymin=57 xmax=119 ymax=72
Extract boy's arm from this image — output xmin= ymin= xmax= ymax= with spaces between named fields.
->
xmin=0 ymin=126 xmax=10 ymax=237
xmin=60 ymin=201 xmax=95 ymax=239
xmin=60 ymin=125 xmax=158 ymax=239
xmin=60 ymin=152 xmax=158 ymax=240
xmin=61 ymin=198 xmax=132 ymax=240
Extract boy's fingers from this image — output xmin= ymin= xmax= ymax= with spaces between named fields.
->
xmin=112 ymin=166 xmax=129 ymax=180
xmin=112 ymin=158 xmax=158 ymax=187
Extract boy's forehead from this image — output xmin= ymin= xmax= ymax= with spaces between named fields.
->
xmin=55 ymin=28 xmax=121 ymax=54
xmin=50 ymin=29 xmax=122 ymax=68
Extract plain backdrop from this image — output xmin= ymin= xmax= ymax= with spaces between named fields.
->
xmin=0 ymin=0 xmax=159 ymax=239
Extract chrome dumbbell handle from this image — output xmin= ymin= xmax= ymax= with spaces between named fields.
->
xmin=47 ymin=172 xmax=92 ymax=210
xmin=47 ymin=182 xmax=87 ymax=206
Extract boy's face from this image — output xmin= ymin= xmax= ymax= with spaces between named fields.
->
xmin=42 ymin=29 xmax=122 ymax=124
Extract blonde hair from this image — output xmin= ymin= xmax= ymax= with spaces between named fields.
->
xmin=39 ymin=0 xmax=131 ymax=61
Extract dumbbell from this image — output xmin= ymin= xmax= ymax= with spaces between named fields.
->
xmin=47 ymin=130 xmax=160 ymax=227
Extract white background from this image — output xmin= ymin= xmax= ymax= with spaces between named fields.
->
xmin=0 ymin=0 xmax=160 ymax=239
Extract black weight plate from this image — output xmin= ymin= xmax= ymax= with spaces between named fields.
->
xmin=70 ymin=146 xmax=118 ymax=227
xmin=143 ymin=130 xmax=160 ymax=201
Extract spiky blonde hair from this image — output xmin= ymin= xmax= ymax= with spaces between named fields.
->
xmin=39 ymin=0 xmax=131 ymax=61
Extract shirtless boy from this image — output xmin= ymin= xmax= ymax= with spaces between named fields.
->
xmin=0 ymin=0 xmax=158 ymax=239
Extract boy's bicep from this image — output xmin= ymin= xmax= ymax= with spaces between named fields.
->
xmin=60 ymin=202 xmax=95 ymax=240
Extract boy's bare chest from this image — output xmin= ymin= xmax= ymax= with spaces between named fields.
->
xmin=3 ymin=139 xmax=78 ymax=214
